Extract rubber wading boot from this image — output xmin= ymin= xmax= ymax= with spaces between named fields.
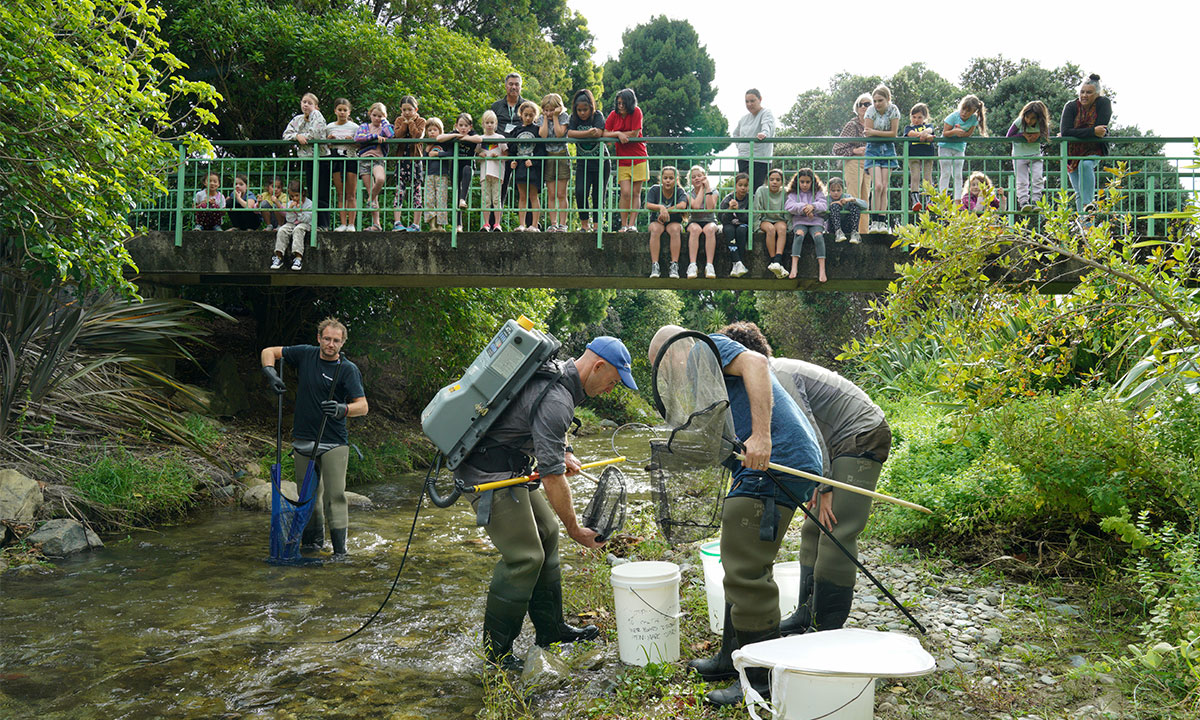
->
xmin=529 ymin=581 xmax=599 ymax=647
xmin=688 ymin=603 xmax=737 ymax=681
xmin=330 ymin=527 xmax=348 ymax=556
xmin=812 ymin=580 xmax=855 ymax=631
xmin=704 ymin=626 xmax=779 ymax=706
xmin=779 ymin=564 xmax=815 ymax=636
xmin=301 ymin=515 xmax=324 ymax=552
xmin=483 ymin=593 xmax=528 ymax=672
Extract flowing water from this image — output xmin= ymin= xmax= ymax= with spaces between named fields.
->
xmin=1 ymin=433 xmax=653 ymax=720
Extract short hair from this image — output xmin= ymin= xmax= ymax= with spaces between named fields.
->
xmin=317 ymin=317 xmax=348 ymax=341
xmin=717 ymin=322 xmax=772 ymax=357
xmin=505 ymin=72 xmax=522 ymax=83
xmin=853 ymin=93 xmax=872 ymax=113
xmin=287 ymin=179 xmax=304 ymax=195
xmin=872 ymin=84 xmax=891 ymax=103
xmin=334 ymin=97 xmax=352 ymax=111
xmin=745 ymin=88 xmax=762 ymax=100
xmin=910 ymin=102 xmax=929 ymax=116
xmin=481 ymin=109 xmax=498 ymax=125
xmin=615 ymin=88 xmax=638 ymax=114
xmin=425 ymin=117 xmax=444 ymax=134
xmin=301 ymin=92 xmax=319 ymax=107
xmin=368 ymin=101 xmax=388 ymax=118
xmin=541 ymin=93 xmax=563 ymax=113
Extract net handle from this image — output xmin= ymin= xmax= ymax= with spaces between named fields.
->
xmin=731 ymin=452 xmax=932 ymax=514
xmin=650 ymin=330 xmax=724 ymax=420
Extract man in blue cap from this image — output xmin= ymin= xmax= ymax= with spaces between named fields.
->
xmin=458 ymin=335 xmax=636 ymax=671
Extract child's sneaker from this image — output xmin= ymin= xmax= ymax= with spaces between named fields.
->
xmin=527 ymin=226 xmax=541 ymax=232
xmin=668 ymin=261 xmax=680 ymax=279
xmin=835 ymin=229 xmax=847 ymax=243
xmin=406 ymin=223 xmax=421 ymax=232
xmin=767 ymin=261 xmax=787 ymax=278
xmin=459 ymin=199 xmax=468 ymax=210
xmin=344 ymin=224 xmax=356 ymax=232
xmin=516 ymin=225 xmax=527 ymax=232
xmin=729 ymin=261 xmax=748 ymax=278
xmin=849 ymin=231 xmax=862 ymax=244
xmin=192 ymin=224 xmax=202 ymax=231
xmin=269 ymin=255 xmax=283 ymax=270
xmin=492 ymin=224 xmax=503 ymax=232
xmin=705 ymin=263 xmax=716 ymax=279
xmin=649 ymin=262 xmax=660 ymax=279
xmin=686 ymin=262 xmax=698 ymax=279
xmin=263 ymin=224 xmax=274 ymax=231
xmin=1021 ymin=204 xmax=1037 ymax=214
xmin=213 ymin=225 xmax=222 ymax=232
xmin=290 ymin=256 xmax=302 ymax=271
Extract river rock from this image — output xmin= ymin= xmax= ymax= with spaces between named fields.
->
xmin=241 ymin=481 xmax=298 ymax=511
xmin=346 ymin=491 xmax=372 ymax=508
xmin=27 ymin=518 xmax=95 ymax=556
xmin=521 ymin=646 xmax=571 ymax=688
xmin=0 ymin=469 xmax=43 ymax=526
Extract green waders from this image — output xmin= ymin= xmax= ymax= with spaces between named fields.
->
xmin=297 ymin=445 xmax=350 ymax=554
xmin=706 ymin=496 xmax=796 ymax=706
xmin=782 ymin=455 xmax=881 ymax=634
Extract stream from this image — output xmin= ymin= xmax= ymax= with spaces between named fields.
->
xmin=1 ymin=433 xmax=646 ymax=719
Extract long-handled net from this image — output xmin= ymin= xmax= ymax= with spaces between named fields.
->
xmin=581 ymin=465 xmax=627 ymax=542
xmin=648 ymin=331 xmax=734 ymax=545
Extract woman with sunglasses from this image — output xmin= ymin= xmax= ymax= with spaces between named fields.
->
xmin=832 ymin=93 xmax=872 ymax=234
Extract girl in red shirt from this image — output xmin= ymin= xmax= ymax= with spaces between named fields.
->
xmin=604 ymin=88 xmax=648 ymax=232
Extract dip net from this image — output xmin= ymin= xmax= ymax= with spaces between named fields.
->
xmin=581 ymin=465 xmax=627 ymax=542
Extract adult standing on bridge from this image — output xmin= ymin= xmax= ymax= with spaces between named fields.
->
xmin=717 ymin=322 xmax=892 ymax=637
xmin=260 ymin=318 xmax=368 ymax=557
xmin=491 ymin=73 xmax=531 ymax=227
xmin=833 ymin=93 xmax=872 ymax=235
xmin=734 ymin=89 xmax=776 ymax=190
xmin=461 ymin=337 xmax=637 ymax=671
xmin=283 ymin=92 xmax=330 ymax=230
xmin=1060 ymin=73 xmax=1112 ymax=218
xmin=650 ymin=324 xmax=822 ymax=707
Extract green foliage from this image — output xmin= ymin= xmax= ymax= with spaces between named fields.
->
xmin=161 ymin=1 xmax=515 ymax=144
xmin=71 ymin=445 xmax=197 ymax=519
xmin=546 ymin=289 xmax=617 ymax=337
xmin=0 ymin=0 xmax=218 ymax=292
xmin=606 ymin=290 xmax=684 ymax=393
xmin=755 ymin=291 xmax=874 ymax=367
xmin=676 ymin=289 xmax=759 ymax=336
xmin=603 ymin=16 xmax=727 ymax=157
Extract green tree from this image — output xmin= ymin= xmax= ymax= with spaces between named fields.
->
xmin=160 ymin=1 xmax=515 ymax=144
xmin=603 ymin=16 xmax=727 ymax=158
xmin=0 ymin=0 xmax=218 ymax=292
xmin=755 ymin=292 xmax=873 ymax=367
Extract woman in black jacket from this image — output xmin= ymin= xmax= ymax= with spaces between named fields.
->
xmin=1060 ymin=73 xmax=1112 ymax=214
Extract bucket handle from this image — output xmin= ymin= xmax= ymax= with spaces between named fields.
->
xmin=628 ymin=586 xmax=685 ymax=620
xmin=734 ymin=653 xmax=874 ymax=720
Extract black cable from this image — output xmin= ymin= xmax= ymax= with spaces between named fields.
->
xmin=329 ymin=457 xmax=433 ymax=644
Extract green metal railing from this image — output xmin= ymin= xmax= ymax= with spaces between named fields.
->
xmin=132 ymin=135 xmax=1198 ymax=252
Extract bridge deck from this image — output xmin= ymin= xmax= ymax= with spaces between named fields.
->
xmin=126 ymin=230 xmax=1085 ymax=292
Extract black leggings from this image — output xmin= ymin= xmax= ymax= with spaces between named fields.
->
xmin=574 ymin=157 xmax=610 ymax=223
xmin=723 ymin=223 xmax=748 ymax=263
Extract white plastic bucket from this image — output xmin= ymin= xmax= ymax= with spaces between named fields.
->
xmin=732 ymin=629 xmax=937 ymax=720
xmin=609 ymin=561 xmax=681 ymax=665
xmin=699 ymin=541 xmax=801 ymax=634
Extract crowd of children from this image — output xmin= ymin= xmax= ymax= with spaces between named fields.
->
xmin=186 ymin=75 xmax=1106 ymax=279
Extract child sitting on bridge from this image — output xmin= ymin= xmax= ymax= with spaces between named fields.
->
xmin=825 ymin=177 xmax=866 ymax=245
xmin=271 ymin=180 xmax=312 ymax=271
xmin=193 ymin=173 xmax=226 ymax=231
xmin=258 ymin=177 xmax=286 ymax=231
xmin=960 ymin=171 xmax=1004 ymax=214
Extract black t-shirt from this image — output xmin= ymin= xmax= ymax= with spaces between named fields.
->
xmin=645 ymin=184 xmax=688 ymax=224
xmin=568 ymin=112 xmax=606 ymax=155
xmin=491 ymin=96 xmax=528 ymax=136
xmin=430 ymin=133 xmax=478 ymax=176
xmin=507 ymin=123 xmax=541 ymax=159
xmin=281 ymin=345 xmax=365 ymax=444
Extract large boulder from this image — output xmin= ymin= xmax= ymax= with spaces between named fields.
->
xmin=0 ymin=469 xmax=43 ymax=522
xmin=241 ymin=482 xmax=372 ymax=511
xmin=27 ymin=518 xmax=102 ymax=556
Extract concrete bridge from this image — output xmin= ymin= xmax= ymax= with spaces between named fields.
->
xmin=126 ymin=230 xmax=1086 ymax=292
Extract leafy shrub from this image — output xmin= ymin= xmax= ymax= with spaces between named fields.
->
xmin=72 ymin=446 xmax=197 ymax=519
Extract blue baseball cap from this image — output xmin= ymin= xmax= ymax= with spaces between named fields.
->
xmin=586 ymin=336 xmax=638 ymax=390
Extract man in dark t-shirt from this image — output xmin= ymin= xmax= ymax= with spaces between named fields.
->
xmin=490 ymin=72 xmax=529 ymax=226
xmin=457 ymin=335 xmax=636 ymax=671
xmin=261 ymin=317 xmax=368 ymax=556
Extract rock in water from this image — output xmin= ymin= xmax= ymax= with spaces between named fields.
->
xmin=241 ymin=481 xmax=299 ymax=511
xmin=520 ymin=646 xmax=571 ymax=689
xmin=27 ymin=519 xmax=93 ymax=556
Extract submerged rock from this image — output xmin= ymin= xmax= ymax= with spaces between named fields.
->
xmin=27 ymin=518 xmax=96 ymax=556
xmin=520 ymin=646 xmax=571 ymax=688
xmin=241 ymin=482 xmax=372 ymax=511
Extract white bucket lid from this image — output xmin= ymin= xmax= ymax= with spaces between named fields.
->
xmin=734 ymin=629 xmax=935 ymax=678
xmin=610 ymin=561 xmax=680 ymax=589
xmin=699 ymin=540 xmax=720 ymax=557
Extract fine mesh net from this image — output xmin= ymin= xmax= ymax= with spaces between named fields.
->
xmin=581 ymin=465 xmax=627 ymax=542
xmin=268 ymin=467 xmax=318 ymax=564
xmin=649 ymin=332 xmax=735 ymax=545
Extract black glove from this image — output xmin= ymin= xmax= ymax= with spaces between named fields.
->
xmin=321 ymin=400 xmax=348 ymax=420
xmin=262 ymin=365 xmax=286 ymax=395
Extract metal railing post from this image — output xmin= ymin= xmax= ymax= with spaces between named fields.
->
xmin=1059 ymin=140 xmax=1069 ymax=207
xmin=1147 ymin=175 xmax=1157 ymax=237
xmin=174 ymin=143 xmax=186 ymax=247
xmin=747 ymin=138 xmax=755 ymax=252
xmin=310 ymin=146 xmax=320 ymax=247
xmin=451 ymin=142 xmax=459 ymax=248
xmin=596 ymin=143 xmax=604 ymax=249
xmin=901 ymin=140 xmax=910 ymax=227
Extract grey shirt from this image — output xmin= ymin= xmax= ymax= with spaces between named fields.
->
xmin=462 ymin=359 xmax=584 ymax=479
xmin=770 ymin=357 xmax=885 ymax=461
xmin=734 ymin=108 xmax=776 ymax=159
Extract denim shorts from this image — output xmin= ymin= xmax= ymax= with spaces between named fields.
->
xmin=864 ymin=142 xmax=899 ymax=170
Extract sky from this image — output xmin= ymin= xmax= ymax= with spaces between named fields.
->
xmin=569 ymin=1 xmax=1198 ymax=158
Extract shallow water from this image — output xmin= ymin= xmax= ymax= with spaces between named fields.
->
xmin=1 ymin=432 xmax=652 ymax=720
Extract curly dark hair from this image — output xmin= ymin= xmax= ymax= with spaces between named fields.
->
xmin=717 ymin=321 xmax=772 ymax=357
